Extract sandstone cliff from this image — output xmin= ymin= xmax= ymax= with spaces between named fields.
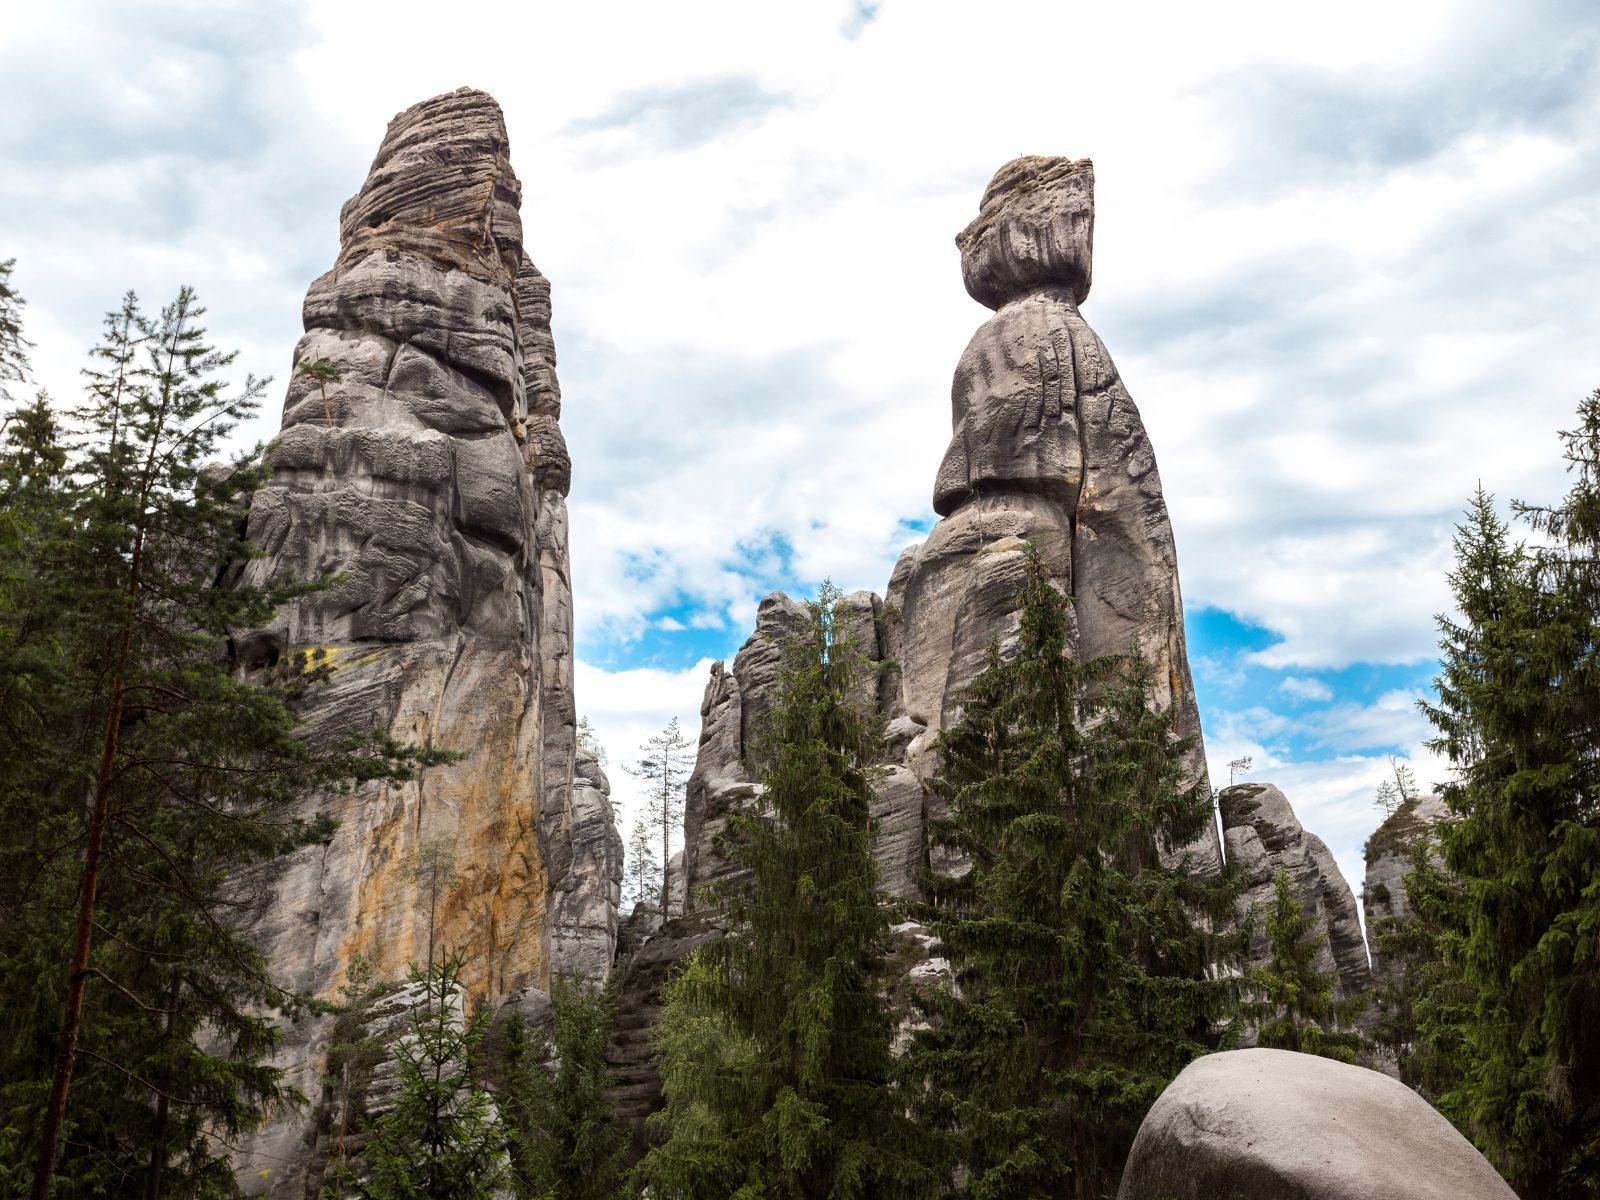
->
xmin=229 ymin=88 xmax=619 ymax=1193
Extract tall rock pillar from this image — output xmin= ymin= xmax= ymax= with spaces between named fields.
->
xmin=229 ymin=88 xmax=619 ymax=1193
xmin=890 ymin=156 xmax=1221 ymax=873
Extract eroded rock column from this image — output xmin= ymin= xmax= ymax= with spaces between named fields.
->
xmin=229 ymin=88 xmax=617 ymax=1194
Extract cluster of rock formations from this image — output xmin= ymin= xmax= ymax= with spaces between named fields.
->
xmin=228 ymin=89 xmax=619 ymax=1193
xmin=228 ymin=87 xmax=1485 ymax=1195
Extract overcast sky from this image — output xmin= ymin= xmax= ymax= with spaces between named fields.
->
xmin=5 ymin=0 xmax=1597 ymax=901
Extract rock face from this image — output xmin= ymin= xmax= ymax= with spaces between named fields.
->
xmin=615 ymin=155 xmax=1221 ymax=1145
xmin=678 ymin=156 xmax=1220 ymax=910
xmin=1117 ymin=1048 xmax=1516 ymax=1199
xmin=1363 ymin=794 xmax=1448 ymax=984
xmin=228 ymin=88 xmax=619 ymax=1194
xmin=1220 ymin=784 xmax=1371 ymax=1008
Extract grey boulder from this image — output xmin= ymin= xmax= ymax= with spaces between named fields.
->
xmin=1118 ymin=1048 xmax=1515 ymax=1200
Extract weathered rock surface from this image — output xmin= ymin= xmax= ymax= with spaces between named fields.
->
xmin=607 ymin=912 xmax=721 ymax=1160
xmin=1220 ymin=784 xmax=1371 ymax=1009
xmin=612 ymin=156 xmax=1222 ymax=1150
xmin=1117 ymin=1048 xmax=1516 ymax=1199
xmin=1363 ymin=794 xmax=1448 ymax=974
xmin=228 ymin=88 xmax=618 ymax=1195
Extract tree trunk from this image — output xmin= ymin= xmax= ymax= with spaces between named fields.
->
xmin=142 ymin=974 xmax=184 ymax=1200
xmin=31 ymin=669 xmax=127 ymax=1200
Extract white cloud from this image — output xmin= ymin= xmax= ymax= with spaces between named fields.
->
xmin=1279 ymin=676 xmax=1334 ymax=702
xmin=574 ymin=658 xmax=716 ymax=852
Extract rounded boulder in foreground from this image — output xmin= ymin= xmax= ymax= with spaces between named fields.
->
xmin=1117 ymin=1048 xmax=1515 ymax=1200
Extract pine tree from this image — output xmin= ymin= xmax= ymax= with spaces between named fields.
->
xmin=0 ymin=288 xmax=444 ymax=1198
xmin=627 ymin=717 xmax=692 ymax=919
xmin=364 ymin=957 xmax=507 ymax=1200
xmin=1244 ymin=869 xmax=1366 ymax=1062
xmin=637 ymin=583 xmax=936 ymax=1200
xmin=1412 ymin=402 xmax=1600 ymax=1195
xmin=902 ymin=544 xmax=1243 ymax=1200
xmin=498 ymin=974 xmax=627 ymax=1200
xmin=623 ymin=815 xmax=662 ymax=916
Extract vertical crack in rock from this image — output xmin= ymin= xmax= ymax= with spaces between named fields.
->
xmin=226 ymin=88 xmax=619 ymax=1195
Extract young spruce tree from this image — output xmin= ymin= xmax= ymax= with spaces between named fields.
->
xmin=1412 ymin=401 xmax=1600 ymax=1196
xmin=497 ymin=973 xmax=627 ymax=1200
xmin=364 ymin=957 xmax=507 ymax=1200
xmin=638 ymin=582 xmax=936 ymax=1200
xmin=903 ymin=543 xmax=1242 ymax=1200
xmin=1244 ymin=869 xmax=1366 ymax=1062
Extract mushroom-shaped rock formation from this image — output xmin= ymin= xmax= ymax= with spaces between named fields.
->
xmin=612 ymin=156 xmax=1224 ymax=1151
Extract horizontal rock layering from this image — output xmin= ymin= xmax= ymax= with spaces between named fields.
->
xmin=229 ymin=88 xmax=619 ymax=1194
xmin=1220 ymin=782 xmax=1373 ymax=1016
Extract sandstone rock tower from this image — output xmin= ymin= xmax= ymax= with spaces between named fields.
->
xmin=612 ymin=155 xmax=1226 ymax=1139
xmin=230 ymin=89 xmax=619 ymax=1191
xmin=678 ymin=156 xmax=1221 ymax=910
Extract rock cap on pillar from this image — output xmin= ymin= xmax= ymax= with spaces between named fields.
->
xmin=957 ymin=156 xmax=1094 ymax=310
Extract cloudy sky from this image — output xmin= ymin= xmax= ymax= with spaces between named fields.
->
xmin=5 ymin=0 xmax=1597 ymax=901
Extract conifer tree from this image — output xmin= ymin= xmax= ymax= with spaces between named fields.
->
xmin=364 ymin=957 xmax=507 ymax=1200
xmin=628 ymin=717 xmax=692 ymax=918
xmin=0 ymin=257 xmax=31 ymax=404
xmin=498 ymin=974 xmax=627 ymax=1200
xmin=903 ymin=544 xmax=1242 ymax=1200
xmin=1411 ymin=402 xmax=1600 ymax=1195
xmin=623 ymin=815 xmax=662 ymax=916
xmin=1244 ymin=869 xmax=1366 ymax=1062
xmin=638 ymin=583 xmax=936 ymax=1200
xmin=0 ymin=288 xmax=444 ymax=1198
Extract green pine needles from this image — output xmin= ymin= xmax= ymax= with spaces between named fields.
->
xmin=498 ymin=973 xmax=628 ymax=1200
xmin=0 ymin=280 xmax=447 ymax=1199
xmin=363 ymin=958 xmax=507 ymax=1200
xmin=902 ymin=544 xmax=1243 ymax=1200
xmin=639 ymin=582 xmax=936 ymax=1200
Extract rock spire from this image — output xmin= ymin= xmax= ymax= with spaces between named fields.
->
xmin=229 ymin=88 xmax=619 ymax=1193
xmin=612 ymin=155 xmax=1227 ymax=1145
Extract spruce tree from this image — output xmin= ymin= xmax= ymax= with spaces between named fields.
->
xmin=1412 ymin=402 xmax=1600 ymax=1195
xmin=903 ymin=544 xmax=1242 ymax=1200
xmin=0 ymin=257 xmax=31 ymax=404
xmin=364 ymin=957 xmax=507 ymax=1200
xmin=0 ymin=288 xmax=443 ymax=1198
xmin=1244 ymin=869 xmax=1365 ymax=1062
xmin=498 ymin=974 xmax=626 ymax=1200
xmin=637 ymin=583 xmax=935 ymax=1200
